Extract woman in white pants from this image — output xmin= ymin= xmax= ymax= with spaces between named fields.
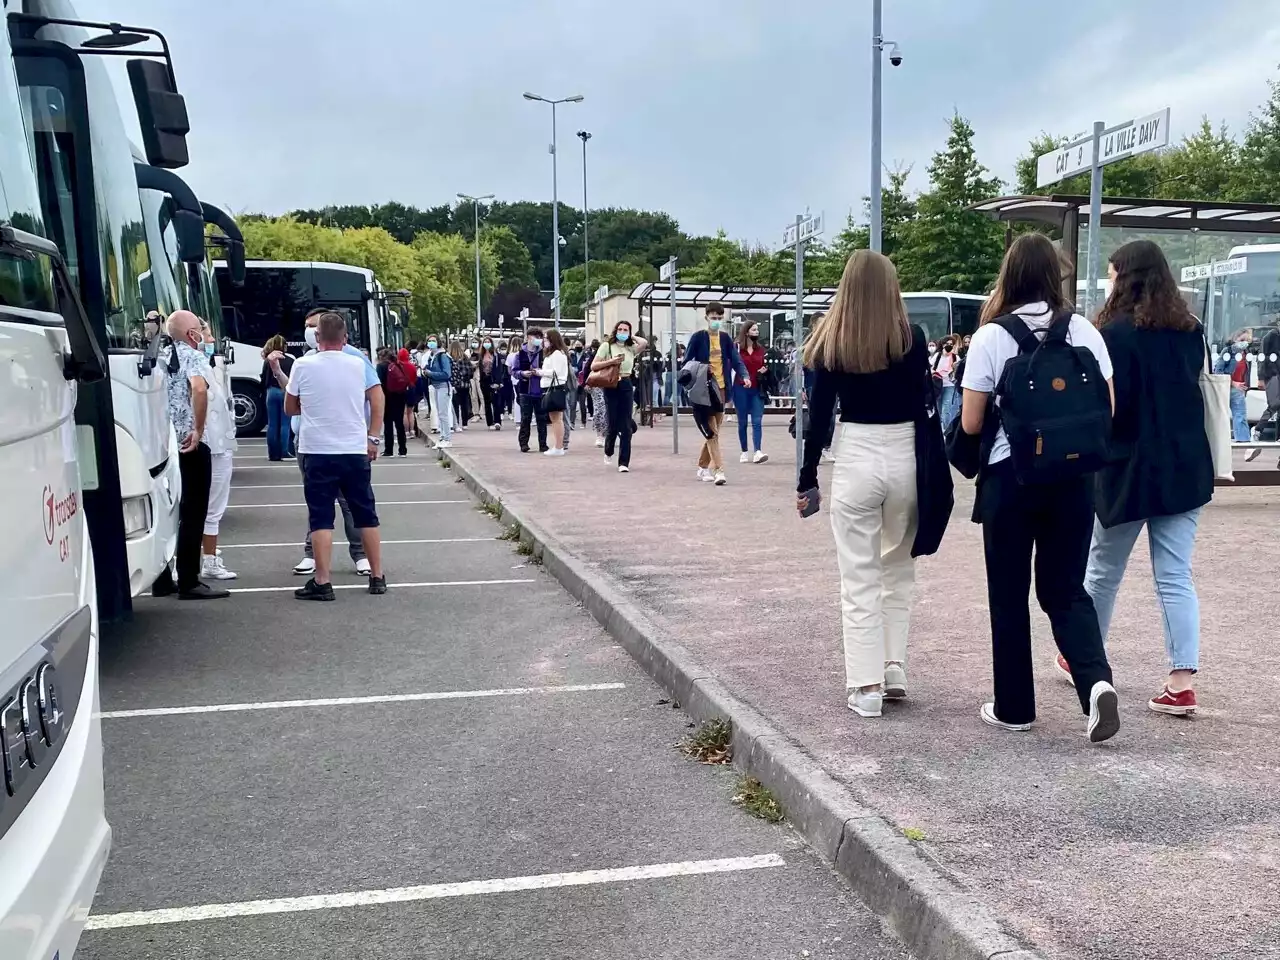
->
xmin=795 ymin=250 xmax=929 ymax=718
xmin=201 ymin=329 xmax=239 ymax=580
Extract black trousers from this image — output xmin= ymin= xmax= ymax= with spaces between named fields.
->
xmin=603 ymin=380 xmax=634 ymax=467
xmin=978 ymin=461 xmax=1112 ymax=725
xmin=177 ymin=443 xmax=213 ymax=590
xmin=518 ymin=394 xmax=548 ymax=451
xmin=481 ymin=382 xmax=501 ymax=426
xmin=384 ymin=391 xmax=407 ymax=454
xmin=452 ymin=387 xmax=473 ymax=426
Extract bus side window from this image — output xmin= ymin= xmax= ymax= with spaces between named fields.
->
xmin=951 ymin=299 xmax=981 ymax=339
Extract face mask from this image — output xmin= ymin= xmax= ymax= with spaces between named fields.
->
xmin=471 ymin=342 xmax=479 ymax=349
xmin=202 ymin=342 xmax=215 ymax=358
xmin=304 ymin=327 xmax=319 ymax=349
xmin=526 ymin=339 xmax=539 ymax=350
xmin=749 ymin=332 xmax=759 ymax=341
xmin=427 ymin=341 xmax=437 ymax=350
xmin=709 ymin=320 xmax=722 ymax=331
xmin=616 ymin=331 xmax=630 ymax=343
xmin=484 ymin=341 xmax=492 ymax=349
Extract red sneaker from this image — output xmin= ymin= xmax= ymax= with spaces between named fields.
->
xmin=1148 ymin=686 xmax=1197 ymax=716
xmin=1054 ymin=653 xmax=1075 ymax=687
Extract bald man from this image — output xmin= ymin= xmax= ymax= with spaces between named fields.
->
xmin=159 ymin=310 xmax=230 ymax=600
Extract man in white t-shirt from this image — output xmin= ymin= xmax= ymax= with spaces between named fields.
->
xmin=285 ymin=312 xmax=387 ymax=599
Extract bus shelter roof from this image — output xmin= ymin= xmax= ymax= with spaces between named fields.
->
xmin=970 ymin=194 xmax=1280 ymax=234
xmin=629 ymin=281 xmax=837 ymax=310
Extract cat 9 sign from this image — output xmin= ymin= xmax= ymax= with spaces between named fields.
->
xmin=1035 ymin=108 xmax=1171 ymax=189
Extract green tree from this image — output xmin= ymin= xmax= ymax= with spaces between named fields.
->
xmin=895 ymin=113 xmax=1003 ymax=293
xmin=480 ymin=224 xmax=537 ymax=290
xmin=1159 ymin=119 xmax=1239 ymax=200
xmin=1233 ymin=73 xmax=1280 ymax=202
xmin=559 ymin=260 xmax=652 ymax=318
xmin=681 ymin=232 xmax=752 ymax=284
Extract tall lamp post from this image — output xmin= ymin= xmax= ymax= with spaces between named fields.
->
xmin=457 ymin=192 xmax=494 ymax=330
xmin=577 ymin=130 xmax=592 ymax=296
xmin=869 ymin=0 xmax=901 ymax=253
xmin=523 ymin=91 xmax=584 ymax=329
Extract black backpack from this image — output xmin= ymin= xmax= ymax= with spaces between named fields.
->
xmin=993 ymin=312 xmax=1111 ymax=485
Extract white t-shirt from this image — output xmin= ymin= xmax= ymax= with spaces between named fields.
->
xmin=286 ymin=350 xmax=371 ymax=455
xmin=961 ymin=302 xmax=1113 ymax=465
xmin=539 ymin=349 xmax=570 ymax=389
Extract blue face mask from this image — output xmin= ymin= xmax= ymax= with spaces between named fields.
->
xmin=202 ymin=342 xmax=215 ymax=358
xmin=616 ymin=331 xmax=630 ymax=343
xmin=427 ymin=341 xmax=438 ymax=350
xmin=709 ymin=320 xmax=722 ymax=331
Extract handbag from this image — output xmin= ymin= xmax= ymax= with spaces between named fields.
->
xmin=540 ymin=372 xmax=568 ymax=414
xmin=586 ymin=359 xmax=622 ymax=390
xmin=1200 ymin=337 xmax=1234 ymax=481
xmin=912 ymin=368 xmax=955 ymax=558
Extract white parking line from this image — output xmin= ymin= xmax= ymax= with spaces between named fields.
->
xmin=231 ymin=481 xmax=452 ymax=489
xmin=219 ymin=537 xmax=492 ymax=549
xmin=83 ymin=854 xmax=786 ymax=930
xmin=98 ymin=682 xmax=627 ymax=719
xmin=232 ymin=462 xmax=430 ymax=469
xmin=226 ymin=500 xmax=468 ymax=509
xmin=229 ymin=577 xmax=535 ymax=594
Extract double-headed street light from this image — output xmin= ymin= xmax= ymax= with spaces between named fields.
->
xmin=523 ymin=91 xmax=584 ymax=329
xmin=577 ymin=130 xmax=592 ymax=295
xmin=457 ymin=192 xmax=494 ymax=328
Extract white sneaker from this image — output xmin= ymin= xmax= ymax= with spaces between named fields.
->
xmin=293 ymin=557 xmax=316 ymax=576
xmin=740 ymin=452 xmax=751 ymax=463
xmin=697 ymin=467 xmax=713 ymax=482
xmin=714 ymin=471 xmax=727 ymax=486
xmin=595 ymin=437 xmax=605 ymax=448
xmin=618 ymin=465 xmax=630 ymax=473
xmin=980 ymin=703 xmax=1031 ymax=731
xmin=884 ymin=662 xmax=907 ymax=700
xmin=752 ymin=450 xmax=769 ymax=464
xmin=603 ymin=454 xmax=613 ymax=465
xmin=847 ymin=689 xmax=883 ymax=718
xmin=355 ymin=558 xmax=372 ymax=576
xmin=1087 ymin=681 xmax=1121 ymax=743
xmin=436 ymin=440 xmax=453 ymax=449
xmin=821 ymin=449 xmax=836 ymax=463
xmin=201 ymin=554 xmax=237 ymax=580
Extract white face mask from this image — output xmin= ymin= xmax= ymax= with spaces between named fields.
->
xmin=304 ymin=327 xmax=319 ymax=349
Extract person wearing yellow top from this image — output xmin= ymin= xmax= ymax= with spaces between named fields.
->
xmin=681 ymin=302 xmax=749 ymax=485
xmin=591 ymin=320 xmax=648 ymax=472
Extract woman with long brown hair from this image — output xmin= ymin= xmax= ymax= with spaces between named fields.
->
xmin=796 ymin=250 xmax=927 ymax=719
xmin=1081 ymin=239 xmax=1213 ymax=715
xmin=959 ymin=232 xmax=1120 ymax=742
xmin=592 ymin=320 xmax=648 ymax=472
xmin=733 ymin=319 xmax=770 ymax=463
xmin=260 ymin=334 xmax=294 ymax=461
xmin=536 ymin=328 xmax=571 ymax=455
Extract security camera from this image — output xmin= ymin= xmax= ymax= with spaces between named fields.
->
xmin=888 ymin=42 xmax=903 ymax=67
xmin=558 ymin=235 xmax=568 ymax=248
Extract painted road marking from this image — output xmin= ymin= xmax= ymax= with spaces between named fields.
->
xmin=226 ymin=500 xmax=468 ymax=509
xmin=99 ymin=682 xmax=627 ymax=719
xmin=230 ymin=481 xmax=454 ymax=490
xmin=84 ymin=855 xmax=787 ymax=930
xmin=218 ymin=537 xmax=493 ymax=549
xmin=228 ymin=577 xmax=536 ymax=594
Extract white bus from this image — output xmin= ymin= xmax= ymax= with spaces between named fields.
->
xmin=902 ymin=291 xmax=986 ymax=343
xmin=1 ymin=19 xmax=110 ymax=960
xmin=214 ymin=260 xmax=399 ymax=434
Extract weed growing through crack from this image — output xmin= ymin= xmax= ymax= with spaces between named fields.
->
xmin=439 ymin=458 xmax=452 ymax=469
xmin=515 ymin=539 xmax=535 ymax=557
xmin=732 ymin=777 xmax=784 ymax=823
xmin=498 ymin=524 xmax=521 ymax=542
xmin=479 ymin=500 xmax=503 ymax=520
xmin=679 ymin=718 xmax=732 ymax=764
xmin=902 ymin=827 xmax=926 ymax=842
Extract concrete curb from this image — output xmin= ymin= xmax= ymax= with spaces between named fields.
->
xmin=436 ymin=443 xmax=1044 ymax=960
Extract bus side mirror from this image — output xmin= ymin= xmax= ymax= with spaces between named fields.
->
xmin=127 ymin=58 xmax=189 ymax=169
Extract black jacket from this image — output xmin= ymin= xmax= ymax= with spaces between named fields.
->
xmin=1094 ymin=314 xmax=1213 ymax=528
xmin=1260 ymin=327 xmax=1280 ymax=382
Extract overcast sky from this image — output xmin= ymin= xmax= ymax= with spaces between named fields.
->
xmin=78 ymin=0 xmax=1280 ymax=248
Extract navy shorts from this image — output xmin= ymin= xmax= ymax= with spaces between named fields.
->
xmin=301 ymin=453 xmax=379 ymax=532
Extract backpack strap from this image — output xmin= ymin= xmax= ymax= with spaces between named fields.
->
xmin=993 ymin=314 xmax=1041 ymax=354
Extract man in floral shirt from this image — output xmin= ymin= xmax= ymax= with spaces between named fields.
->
xmin=158 ymin=310 xmax=230 ymax=600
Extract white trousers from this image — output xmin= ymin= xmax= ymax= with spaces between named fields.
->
xmin=204 ymin=451 xmax=234 ymax=536
xmin=828 ymin=421 xmax=918 ymax=689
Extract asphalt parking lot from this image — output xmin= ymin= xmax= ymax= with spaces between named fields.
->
xmin=82 ymin=438 xmax=914 ymax=960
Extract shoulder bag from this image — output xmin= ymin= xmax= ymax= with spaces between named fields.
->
xmin=540 ymin=372 xmax=568 ymax=413
xmin=586 ymin=344 xmax=623 ymax=389
xmin=1200 ymin=335 xmax=1234 ymax=481
xmin=912 ymin=365 xmax=955 ymax=557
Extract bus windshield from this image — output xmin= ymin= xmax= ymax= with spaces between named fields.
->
xmin=0 ymin=38 xmax=54 ymax=311
xmin=904 ymin=297 xmax=949 ymax=342
xmin=218 ymin=263 xmax=371 ymax=351
xmin=1217 ymin=248 xmax=1280 ymax=345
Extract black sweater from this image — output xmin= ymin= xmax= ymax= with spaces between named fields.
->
xmin=1094 ymin=315 xmax=1213 ymax=527
xmin=799 ymin=324 xmax=928 ymax=491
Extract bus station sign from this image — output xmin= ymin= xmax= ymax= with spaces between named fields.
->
xmin=1181 ymin=257 xmax=1247 ymax=282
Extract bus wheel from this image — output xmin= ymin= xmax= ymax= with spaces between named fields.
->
xmin=233 ymin=385 xmax=267 ymax=437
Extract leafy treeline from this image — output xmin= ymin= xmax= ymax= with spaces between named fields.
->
xmin=237 ymin=71 xmax=1280 ymax=335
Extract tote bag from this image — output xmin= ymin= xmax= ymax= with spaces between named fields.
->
xmin=912 ymin=369 xmax=955 ymax=557
xmin=1200 ymin=339 xmax=1234 ymax=481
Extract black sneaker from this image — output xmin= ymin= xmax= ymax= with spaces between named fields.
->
xmin=519 ymin=446 xmax=530 ymax=453
xmin=294 ymin=578 xmax=335 ymax=601
xmin=179 ymin=581 xmax=231 ymax=600
xmin=151 ymin=567 xmax=178 ymax=598
xmin=368 ymin=575 xmax=387 ymax=595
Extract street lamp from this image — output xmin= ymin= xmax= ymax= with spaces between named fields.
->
xmin=457 ymin=192 xmax=494 ymax=328
xmin=577 ymin=130 xmax=592 ymax=296
xmin=869 ymin=0 xmax=902 ymax=253
xmin=523 ymin=91 xmax=585 ymax=329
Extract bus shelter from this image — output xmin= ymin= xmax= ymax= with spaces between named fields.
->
xmin=973 ymin=194 xmax=1280 ymax=484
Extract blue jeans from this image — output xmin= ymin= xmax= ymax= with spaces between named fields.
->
xmin=1230 ymin=386 xmax=1249 ymax=441
xmin=940 ymin=383 xmax=960 ymax=431
xmin=266 ymin=386 xmax=292 ymax=460
xmin=1084 ymin=509 xmax=1202 ymax=672
xmin=431 ymin=383 xmax=452 ymax=440
xmin=733 ymin=384 xmax=764 ymax=452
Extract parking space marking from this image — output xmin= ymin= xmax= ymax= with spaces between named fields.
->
xmin=83 ymin=854 xmax=787 ymax=930
xmin=229 ymin=577 xmax=536 ymax=594
xmin=230 ymin=462 xmax=431 ymax=470
xmin=98 ymin=682 xmax=627 ymax=719
xmin=226 ymin=500 xmax=469 ymax=509
xmin=231 ymin=481 xmax=454 ymax=490
xmin=219 ymin=537 xmax=493 ymax=549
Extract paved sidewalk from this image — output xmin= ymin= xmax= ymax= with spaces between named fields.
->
xmin=439 ymin=417 xmax=1280 ymax=960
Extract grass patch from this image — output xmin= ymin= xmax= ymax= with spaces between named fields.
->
xmin=732 ymin=777 xmax=784 ymax=823
xmin=439 ymin=457 xmax=452 ymax=469
xmin=479 ymin=499 xmax=503 ymax=520
xmin=679 ymin=718 xmax=732 ymax=764
xmin=515 ymin=539 xmax=535 ymax=557
xmin=498 ymin=524 xmax=521 ymax=542
xmin=902 ymin=827 xmax=927 ymax=842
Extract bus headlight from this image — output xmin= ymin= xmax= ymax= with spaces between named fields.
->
xmin=122 ymin=495 xmax=153 ymax=540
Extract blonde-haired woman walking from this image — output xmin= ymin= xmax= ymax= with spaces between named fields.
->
xmin=796 ymin=250 xmax=930 ymax=718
